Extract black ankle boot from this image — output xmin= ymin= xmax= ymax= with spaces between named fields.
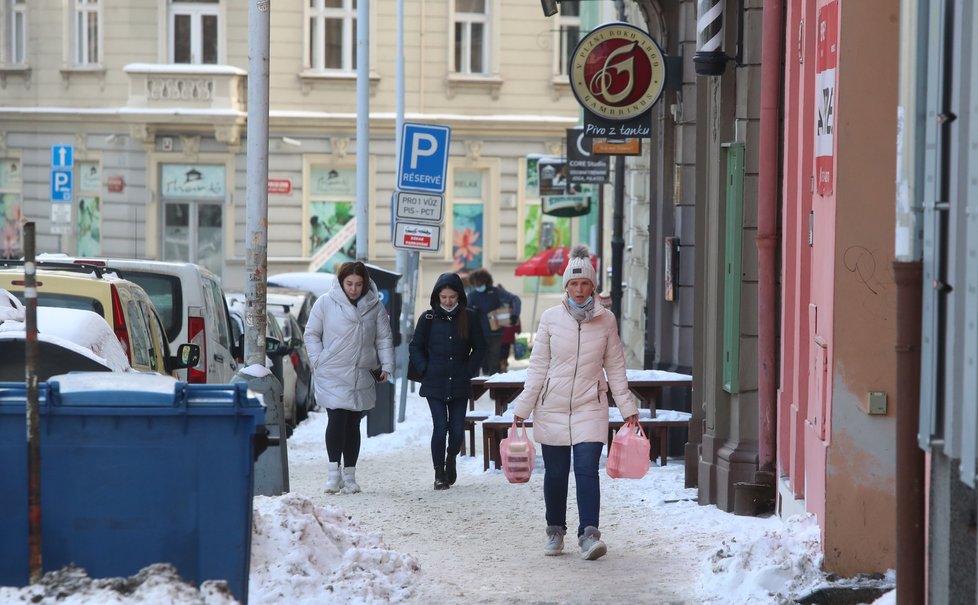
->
xmin=433 ymin=466 xmax=449 ymax=490
xmin=446 ymin=455 xmax=457 ymax=486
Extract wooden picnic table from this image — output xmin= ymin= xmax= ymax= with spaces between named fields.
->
xmin=479 ymin=368 xmax=693 ymax=417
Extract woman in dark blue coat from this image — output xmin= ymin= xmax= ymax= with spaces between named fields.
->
xmin=409 ymin=272 xmax=486 ymax=490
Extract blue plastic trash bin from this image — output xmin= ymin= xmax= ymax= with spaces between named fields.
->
xmin=0 ymin=373 xmax=264 ymax=604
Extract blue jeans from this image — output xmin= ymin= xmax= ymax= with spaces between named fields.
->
xmin=427 ymin=398 xmax=467 ymax=467
xmin=541 ymin=442 xmax=603 ymax=537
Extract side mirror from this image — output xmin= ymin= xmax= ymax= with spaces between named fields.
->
xmin=265 ymin=336 xmax=288 ymax=357
xmin=170 ymin=343 xmax=201 ymax=370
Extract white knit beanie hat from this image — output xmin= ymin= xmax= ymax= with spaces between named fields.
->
xmin=562 ymin=244 xmax=597 ymax=289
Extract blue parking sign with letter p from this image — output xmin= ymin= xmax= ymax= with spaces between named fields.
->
xmin=51 ymin=169 xmax=73 ymax=202
xmin=398 ymin=123 xmax=450 ymax=194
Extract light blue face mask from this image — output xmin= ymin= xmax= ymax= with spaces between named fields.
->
xmin=572 ymin=295 xmax=594 ymax=309
xmin=474 ymin=285 xmax=486 ymax=293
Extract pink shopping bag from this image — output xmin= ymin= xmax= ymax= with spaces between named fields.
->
xmin=607 ymin=418 xmax=651 ymax=479
xmin=500 ymin=420 xmax=536 ymax=483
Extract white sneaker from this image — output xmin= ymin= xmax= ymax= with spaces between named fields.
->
xmin=578 ymin=526 xmax=607 ymax=561
xmin=342 ymin=467 xmax=361 ymax=494
xmin=325 ymin=462 xmax=344 ymax=494
xmin=544 ymin=526 xmax=565 ymax=556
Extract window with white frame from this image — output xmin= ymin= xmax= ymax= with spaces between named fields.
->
xmin=453 ymin=0 xmax=488 ymax=75
xmin=73 ymin=0 xmax=101 ymax=66
xmin=307 ymin=0 xmax=357 ymax=72
xmin=4 ymin=0 xmax=27 ymax=65
xmin=556 ymin=2 xmax=580 ymax=77
xmin=169 ymin=0 xmax=219 ymax=64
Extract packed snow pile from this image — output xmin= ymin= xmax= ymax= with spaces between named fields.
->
xmin=248 ymin=493 xmax=421 ymax=604
xmin=0 ymin=563 xmax=236 ymax=605
xmin=699 ymin=513 xmax=825 ymax=603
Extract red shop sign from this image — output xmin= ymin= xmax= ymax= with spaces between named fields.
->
xmin=268 ymin=178 xmax=292 ymax=195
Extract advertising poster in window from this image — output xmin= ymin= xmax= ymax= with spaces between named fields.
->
xmin=452 ymin=171 xmax=484 ymax=272
xmin=452 ymin=204 xmax=483 ymax=271
xmin=76 ymin=197 xmax=101 ymax=256
xmin=307 ymin=167 xmax=357 ymax=273
xmin=0 ymin=193 xmax=21 ymax=259
xmin=308 ymin=201 xmax=356 ymax=273
xmin=0 ymin=160 xmax=22 ymax=259
xmin=522 ymin=205 xmax=570 ymax=294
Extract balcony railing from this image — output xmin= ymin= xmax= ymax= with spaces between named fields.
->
xmin=124 ymin=63 xmax=247 ymax=112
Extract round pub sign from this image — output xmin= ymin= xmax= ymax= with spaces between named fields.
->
xmin=569 ymin=22 xmax=666 ymax=121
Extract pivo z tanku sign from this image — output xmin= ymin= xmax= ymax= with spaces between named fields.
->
xmin=569 ymin=22 xmax=667 ymax=140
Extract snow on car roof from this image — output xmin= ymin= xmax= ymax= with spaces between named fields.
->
xmin=0 ymin=307 xmax=131 ymax=372
xmin=267 ymin=272 xmax=337 ymax=297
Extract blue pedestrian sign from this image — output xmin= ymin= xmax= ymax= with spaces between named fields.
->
xmin=398 ymin=123 xmax=451 ymax=194
xmin=51 ymin=169 xmax=73 ymax=202
xmin=51 ymin=145 xmax=73 ymax=168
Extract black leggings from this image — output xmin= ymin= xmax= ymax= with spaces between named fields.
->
xmin=324 ymin=408 xmax=363 ymax=467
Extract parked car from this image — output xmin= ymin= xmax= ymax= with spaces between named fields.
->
xmin=266 ymin=286 xmax=317 ymax=330
xmin=0 ymin=307 xmax=144 ymax=381
xmin=226 ymin=298 xmax=298 ymax=428
xmin=0 ymin=262 xmax=198 ymax=377
xmin=267 ymin=272 xmax=337 ymax=299
xmin=225 ymin=290 xmax=316 ymax=422
xmin=37 ymin=255 xmax=238 ymax=384
xmin=268 ymin=302 xmax=315 ymax=420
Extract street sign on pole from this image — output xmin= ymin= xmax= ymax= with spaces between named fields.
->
xmin=51 ymin=145 xmax=73 ymax=168
xmin=397 ymin=123 xmax=451 ymax=193
xmin=395 ymin=191 xmax=444 ymax=223
xmin=393 ymin=222 xmax=441 ymax=252
xmin=50 ymin=170 xmax=73 ymax=202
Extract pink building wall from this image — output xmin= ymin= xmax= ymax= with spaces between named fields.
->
xmin=778 ymin=0 xmax=899 ymax=575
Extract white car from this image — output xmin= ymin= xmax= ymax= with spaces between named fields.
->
xmin=37 ymin=255 xmax=238 ymax=384
xmin=267 ymin=272 xmax=337 ymax=299
xmin=0 ymin=307 xmax=132 ymax=381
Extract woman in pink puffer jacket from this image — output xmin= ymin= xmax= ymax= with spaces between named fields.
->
xmin=513 ymin=244 xmax=639 ymax=562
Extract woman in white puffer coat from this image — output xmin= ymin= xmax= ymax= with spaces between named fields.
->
xmin=512 ymin=244 xmax=639 ymax=562
xmin=304 ymin=261 xmax=394 ymax=494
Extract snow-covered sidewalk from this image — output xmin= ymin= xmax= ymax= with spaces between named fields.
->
xmin=0 ymin=381 xmax=896 ymax=605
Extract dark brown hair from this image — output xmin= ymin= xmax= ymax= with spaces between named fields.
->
xmin=470 ymin=268 xmax=493 ymax=287
xmin=337 ymin=261 xmax=370 ymax=284
xmin=434 ymin=283 xmax=469 ymax=339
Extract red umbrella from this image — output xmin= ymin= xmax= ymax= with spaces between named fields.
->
xmin=515 ymin=247 xmax=597 ymax=277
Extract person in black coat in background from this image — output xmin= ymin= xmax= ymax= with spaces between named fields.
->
xmin=409 ymin=272 xmax=487 ymax=490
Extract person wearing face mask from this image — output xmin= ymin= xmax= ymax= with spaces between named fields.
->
xmin=467 ymin=268 xmax=520 ymax=375
xmin=408 ymin=272 xmax=487 ymax=490
xmin=511 ymin=244 xmax=639 ymax=561
xmin=304 ymin=261 xmax=394 ymax=495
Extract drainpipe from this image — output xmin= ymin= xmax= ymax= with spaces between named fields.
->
xmin=755 ymin=0 xmax=782 ymax=479
xmin=894 ymin=1 xmax=927 ymax=601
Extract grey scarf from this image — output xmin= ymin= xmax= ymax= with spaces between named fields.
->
xmin=562 ymin=295 xmax=595 ymax=323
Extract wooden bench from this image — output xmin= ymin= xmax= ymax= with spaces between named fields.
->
xmin=480 ymin=414 xmax=691 ymax=471
xmin=460 ymin=411 xmax=490 ymax=457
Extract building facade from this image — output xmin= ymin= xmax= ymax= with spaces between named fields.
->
xmin=0 ymin=0 xmax=598 ymax=327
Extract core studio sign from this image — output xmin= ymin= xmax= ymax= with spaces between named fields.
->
xmin=569 ymin=22 xmax=666 ymax=137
